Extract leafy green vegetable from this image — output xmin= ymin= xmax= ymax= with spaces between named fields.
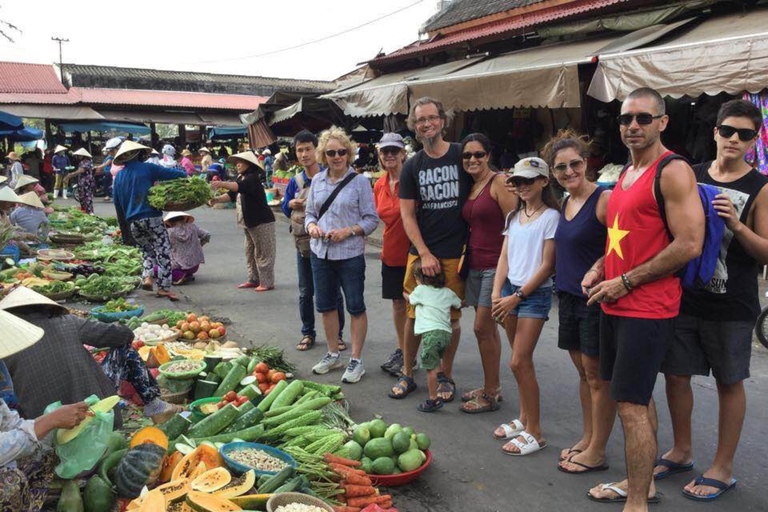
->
xmin=29 ymin=280 xmax=73 ymax=295
xmin=79 ymin=276 xmax=139 ymax=298
xmin=148 ymin=177 xmax=212 ymax=210
xmin=102 ymin=297 xmax=138 ymax=313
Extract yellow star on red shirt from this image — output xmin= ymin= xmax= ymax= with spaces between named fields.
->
xmin=607 ymin=215 xmax=630 ymax=260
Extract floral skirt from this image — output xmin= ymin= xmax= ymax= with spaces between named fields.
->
xmin=0 ymin=449 xmax=56 ymax=512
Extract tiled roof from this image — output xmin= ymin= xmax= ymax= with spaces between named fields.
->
xmin=374 ymin=0 xmax=625 ymax=64
xmin=74 ymin=88 xmax=268 ymax=111
xmin=424 ymin=0 xmax=545 ymax=32
xmin=61 ymin=64 xmax=336 ymax=95
xmin=0 ymin=62 xmax=69 ymax=94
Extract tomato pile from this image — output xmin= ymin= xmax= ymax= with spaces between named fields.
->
xmin=253 ymin=362 xmax=286 ymax=395
xmin=216 ymin=390 xmax=250 ymax=409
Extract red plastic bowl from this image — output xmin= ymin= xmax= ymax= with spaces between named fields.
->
xmin=367 ymin=450 xmax=432 ymax=486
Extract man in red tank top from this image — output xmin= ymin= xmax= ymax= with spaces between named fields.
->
xmin=583 ymin=88 xmax=704 ymax=510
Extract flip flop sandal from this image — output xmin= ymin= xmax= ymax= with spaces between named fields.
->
xmin=237 ymin=281 xmax=259 ymax=289
xmin=586 ymin=483 xmax=661 ymax=504
xmin=461 ymin=393 xmax=501 ymax=414
xmin=557 ymin=458 xmax=610 ymax=474
xmin=559 ymin=448 xmax=584 ymax=462
xmin=502 ymin=431 xmax=547 ymax=456
xmin=418 ymin=398 xmax=444 ymax=412
xmin=388 ymin=375 xmax=417 ymax=399
xmin=681 ymin=476 xmax=736 ymax=502
xmin=493 ymin=419 xmax=524 ymax=439
xmin=654 ymin=458 xmax=694 ymax=480
xmin=436 ymin=372 xmax=456 ymax=402
xmin=461 ymin=387 xmax=503 ymax=402
xmin=296 ymin=336 xmax=315 ymax=351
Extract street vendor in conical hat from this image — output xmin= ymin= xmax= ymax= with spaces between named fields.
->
xmin=0 ymin=309 xmax=91 ymax=511
xmin=0 ymin=287 xmax=183 ymax=429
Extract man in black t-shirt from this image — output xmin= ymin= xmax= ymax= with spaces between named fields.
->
xmin=656 ymin=100 xmax=768 ymax=501
xmin=389 ymin=97 xmax=471 ymax=403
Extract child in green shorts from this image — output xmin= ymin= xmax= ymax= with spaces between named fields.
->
xmin=406 ymin=259 xmax=462 ymax=412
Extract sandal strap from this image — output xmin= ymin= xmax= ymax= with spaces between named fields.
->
xmin=600 ymin=483 xmax=627 ymax=498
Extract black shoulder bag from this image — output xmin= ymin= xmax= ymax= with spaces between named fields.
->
xmin=318 ymin=173 xmax=357 ymax=220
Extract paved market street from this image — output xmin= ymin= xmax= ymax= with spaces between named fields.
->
xmin=89 ymin=199 xmax=768 ymax=512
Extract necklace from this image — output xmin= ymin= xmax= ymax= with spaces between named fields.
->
xmin=523 ymin=202 xmax=545 ymax=218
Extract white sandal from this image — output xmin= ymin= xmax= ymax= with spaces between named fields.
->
xmin=493 ymin=419 xmax=525 ymax=439
xmin=502 ymin=430 xmax=547 ymax=456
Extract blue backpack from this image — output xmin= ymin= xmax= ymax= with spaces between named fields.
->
xmin=622 ymin=154 xmax=724 ymax=290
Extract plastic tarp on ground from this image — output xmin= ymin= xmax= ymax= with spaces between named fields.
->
xmin=0 ymin=104 xmax=104 ymax=120
xmin=588 ymin=9 xmax=768 ymax=101
xmin=57 ymin=121 xmax=150 ymax=135
xmin=408 ymin=37 xmax=622 ymax=110
xmin=0 ymin=126 xmax=44 ymax=142
xmin=208 ymin=125 xmax=247 ymax=140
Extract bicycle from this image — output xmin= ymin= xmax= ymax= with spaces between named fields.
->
xmin=756 ymin=291 xmax=768 ymax=349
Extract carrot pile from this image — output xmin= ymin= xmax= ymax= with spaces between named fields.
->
xmin=325 ymin=453 xmax=395 ymax=512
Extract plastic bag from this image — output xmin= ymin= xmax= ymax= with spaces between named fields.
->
xmin=44 ymin=394 xmax=115 ymax=479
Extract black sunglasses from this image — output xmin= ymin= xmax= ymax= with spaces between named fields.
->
xmin=717 ymin=124 xmax=758 ymax=142
xmin=462 ymin=151 xmax=487 ymax=160
xmin=617 ymin=113 xmax=663 ymax=126
xmin=324 ymin=149 xmax=348 ymax=157
xmin=506 ymin=176 xmax=537 ymax=186
xmin=553 ymin=159 xmax=585 ymax=173
xmin=380 ymin=147 xmax=402 ymax=155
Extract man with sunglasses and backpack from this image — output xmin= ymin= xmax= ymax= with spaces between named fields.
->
xmin=652 ymin=99 xmax=768 ymax=502
xmin=584 ymin=87 xmax=704 ymax=510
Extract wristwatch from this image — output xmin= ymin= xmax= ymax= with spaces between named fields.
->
xmin=348 ymin=227 xmax=356 ymax=237
xmin=514 ymin=289 xmax=526 ymax=299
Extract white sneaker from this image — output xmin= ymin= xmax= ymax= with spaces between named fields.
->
xmin=342 ymin=359 xmax=365 ymax=384
xmin=312 ymin=352 xmax=344 ymax=375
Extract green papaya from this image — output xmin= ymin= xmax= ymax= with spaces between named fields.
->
xmin=84 ymin=475 xmax=114 ymax=512
xmin=57 ymin=479 xmax=84 ymax=512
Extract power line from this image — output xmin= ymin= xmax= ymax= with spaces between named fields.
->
xmin=186 ymin=0 xmax=425 ymax=65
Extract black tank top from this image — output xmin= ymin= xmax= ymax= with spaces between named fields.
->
xmin=682 ymin=162 xmax=768 ymax=321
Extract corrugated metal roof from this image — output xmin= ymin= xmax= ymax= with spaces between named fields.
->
xmin=0 ymin=62 xmax=69 ymax=94
xmin=61 ymin=64 xmax=336 ymax=94
xmin=74 ymin=88 xmax=268 ymax=111
xmin=374 ymin=0 xmax=626 ymax=64
xmin=425 ymin=0 xmax=545 ymax=32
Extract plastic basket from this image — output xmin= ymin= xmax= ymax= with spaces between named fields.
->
xmin=158 ymin=359 xmax=207 ymax=380
xmin=0 ymin=244 xmax=20 ymax=264
xmin=90 ymin=305 xmax=145 ymax=323
xmin=220 ymin=442 xmax=297 ymax=477
xmin=367 ymin=450 xmax=432 ymax=486
xmin=189 ymin=397 xmax=221 ymax=423
xmin=266 ymin=492 xmax=333 ymax=512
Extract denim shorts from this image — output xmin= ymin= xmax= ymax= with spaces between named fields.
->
xmin=501 ymin=280 xmax=552 ymax=320
xmin=310 ymin=253 xmax=366 ymax=315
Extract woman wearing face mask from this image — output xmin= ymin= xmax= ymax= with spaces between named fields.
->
xmin=491 ymin=157 xmax=559 ymax=456
xmin=209 ymin=151 xmax=276 ymax=292
xmin=459 ymin=133 xmax=517 ymax=414
xmin=545 ymin=130 xmax=614 ymax=473
xmin=304 ymin=127 xmax=379 ymax=384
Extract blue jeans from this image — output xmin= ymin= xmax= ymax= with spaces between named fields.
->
xmin=298 ymin=251 xmax=344 ymax=339
xmin=310 ymin=253 xmax=366 ymax=315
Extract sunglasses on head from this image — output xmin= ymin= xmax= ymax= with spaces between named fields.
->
xmin=324 ymin=149 xmax=348 ymax=157
xmin=462 ymin=151 xmax=487 ymax=160
xmin=553 ymin=159 xmax=585 ymax=174
xmin=617 ymin=113 xmax=663 ymax=126
xmin=717 ymin=124 xmax=758 ymax=142
xmin=380 ymin=147 xmax=402 ymax=155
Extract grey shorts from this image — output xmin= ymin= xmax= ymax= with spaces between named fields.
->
xmin=464 ymin=268 xmax=495 ymax=308
xmin=661 ymin=313 xmax=753 ymax=385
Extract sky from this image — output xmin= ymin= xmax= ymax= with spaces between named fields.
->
xmin=0 ymin=0 xmax=440 ymax=81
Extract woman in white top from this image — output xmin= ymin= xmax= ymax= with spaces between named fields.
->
xmin=491 ymin=157 xmax=559 ymax=456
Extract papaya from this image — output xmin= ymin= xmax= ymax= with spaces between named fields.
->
xmin=214 ymin=470 xmax=256 ymax=498
xmin=83 ymin=475 xmax=114 ymax=512
xmin=57 ymin=479 xmax=83 ymax=512
xmin=191 ymin=467 xmax=232 ymax=492
xmin=171 ymin=444 xmax=223 ymax=481
xmin=138 ymin=489 xmax=166 ymax=512
xmin=155 ymin=478 xmax=190 ymax=503
xmin=185 ymin=491 xmax=242 ymax=512
xmin=159 ymin=451 xmax=184 ymax=483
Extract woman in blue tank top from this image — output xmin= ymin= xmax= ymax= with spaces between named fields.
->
xmin=547 ymin=131 xmax=613 ymax=474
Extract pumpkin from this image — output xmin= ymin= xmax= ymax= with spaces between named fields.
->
xmin=159 ymin=451 xmax=184 ymax=483
xmin=115 ymin=444 xmax=167 ymax=498
xmin=138 ymin=489 xmax=166 ymax=512
xmin=214 ymin=470 xmax=255 ymax=498
xmin=155 ymin=478 xmax=190 ymax=503
xmin=185 ymin=491 xmax=241 ymax=512
xmin=171 ymin=445 xmax=223 ymax=481
xmin=83 ymin=474 xmax=114 ymax=512
xmin=130 ymin=426 xmax=169 ymax=451
xmin=191 ymin=467 xmax=231 ymax=493
xmin=152 ymin=345 xmax=171 ymax=365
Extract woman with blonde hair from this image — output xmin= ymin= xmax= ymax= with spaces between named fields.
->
xmin=305 ymin=127 xmax=379 ymax=384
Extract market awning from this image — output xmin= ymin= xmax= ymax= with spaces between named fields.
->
xmin=408 ymin=36 xmax=621 ymax=110
xmin=197 ymin=113 xmax=246 ymax=126
xmin=0 ymin=110 xmax=23 ymax=130
xmin=96 ymin=110 xmax=204 ymax=126
xmin=0 ymin=126 xmax=44 ymax=142
xmin=248 ymin=119 xmax=276 ymax=148
xmin=208 ymin=125 xmax=248 ymax=140
xmin=57 ymin=120 xmax=151 ymax=135
xmin=322 ymin=58 xmax=483 ymax=117
xmin=0 ymin=104 xmax=104 ymax=120
xmin=588 ymin=9 xmax=768 ymax=101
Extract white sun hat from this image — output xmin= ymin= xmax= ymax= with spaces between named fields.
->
xmin=0 ymin=309 xmax=44 ymax=358
xmin=163 ymin=211 xmax=194 ymax=223
xmin=227 ymin=151 xmax=264 ymax=170
xmin=0 ymin=187 xmax=21 ymax=203
xmin=54 ymin=145 xmax=68 ymax=154
xmin=72 ymin=148 xmax=92 ymax=158
xmin=13 ymin=175 xmax=39 ymax=190
xmin=0 ymin=285 xmax=66 ymax=312
xmin=17 ymin=191 xmax=45 ymax=209
xmin=113 ymin=141 xmax=149 ymax=164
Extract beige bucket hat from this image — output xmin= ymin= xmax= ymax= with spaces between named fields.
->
xmin=0 ymin=187 xmax=21 ymax=203
xmin=72 ymin=148 xmax=92 ymax=158
xmin=17 ymin=191 xmax=45 ymax=209
xmin=0 ymin=285 xmax=66 ymax=311
xmin=54 ymin=145 xmax=68 ymax=154
xmin=114 ymin=140 xmax=149 ymax=164
xmin=227 ymin=151 xmax=264 ymax=171
xmin=13 ymin=175 xmax=39 ymax=190
xmin=0 ymin=308 xmax=44 ymax=358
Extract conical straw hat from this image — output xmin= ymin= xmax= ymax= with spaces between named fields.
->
xmin=0 ymin=309 xmax=44 ymax=358
xmin=72 ymin=148 xmax=92 ymax=158
xmin=17 ymin=191 xmax=44 ymax=209
xmin=0 ymin=187 xmax=21 ymax=203
xmin=114 ymin=140 xmax=149 ymax=164
xmin=0 ymin=176 xmax=7 ymax=185
xmin=227 ymin=151 xmax=264 ymax=170
xmin=13 ymin=175 xmax=39 ymax=190
xmin=54 ymin=145 xmax=68 ymax=154
xmin=0 ymin=286 xmax=66 ymax=311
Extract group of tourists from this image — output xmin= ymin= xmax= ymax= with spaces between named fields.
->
xmin=274 ymin=91 xmax=766 ymax=508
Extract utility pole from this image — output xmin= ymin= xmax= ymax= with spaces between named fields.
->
xmin=51 ymin=36 xmax=69 ymax=86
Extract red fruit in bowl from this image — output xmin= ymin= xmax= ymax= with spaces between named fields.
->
xmin=224 ymin=391 xmax=237 ymax=402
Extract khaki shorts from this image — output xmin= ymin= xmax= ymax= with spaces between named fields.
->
xmin=403 ymin=253 xmax=464 ymax=320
